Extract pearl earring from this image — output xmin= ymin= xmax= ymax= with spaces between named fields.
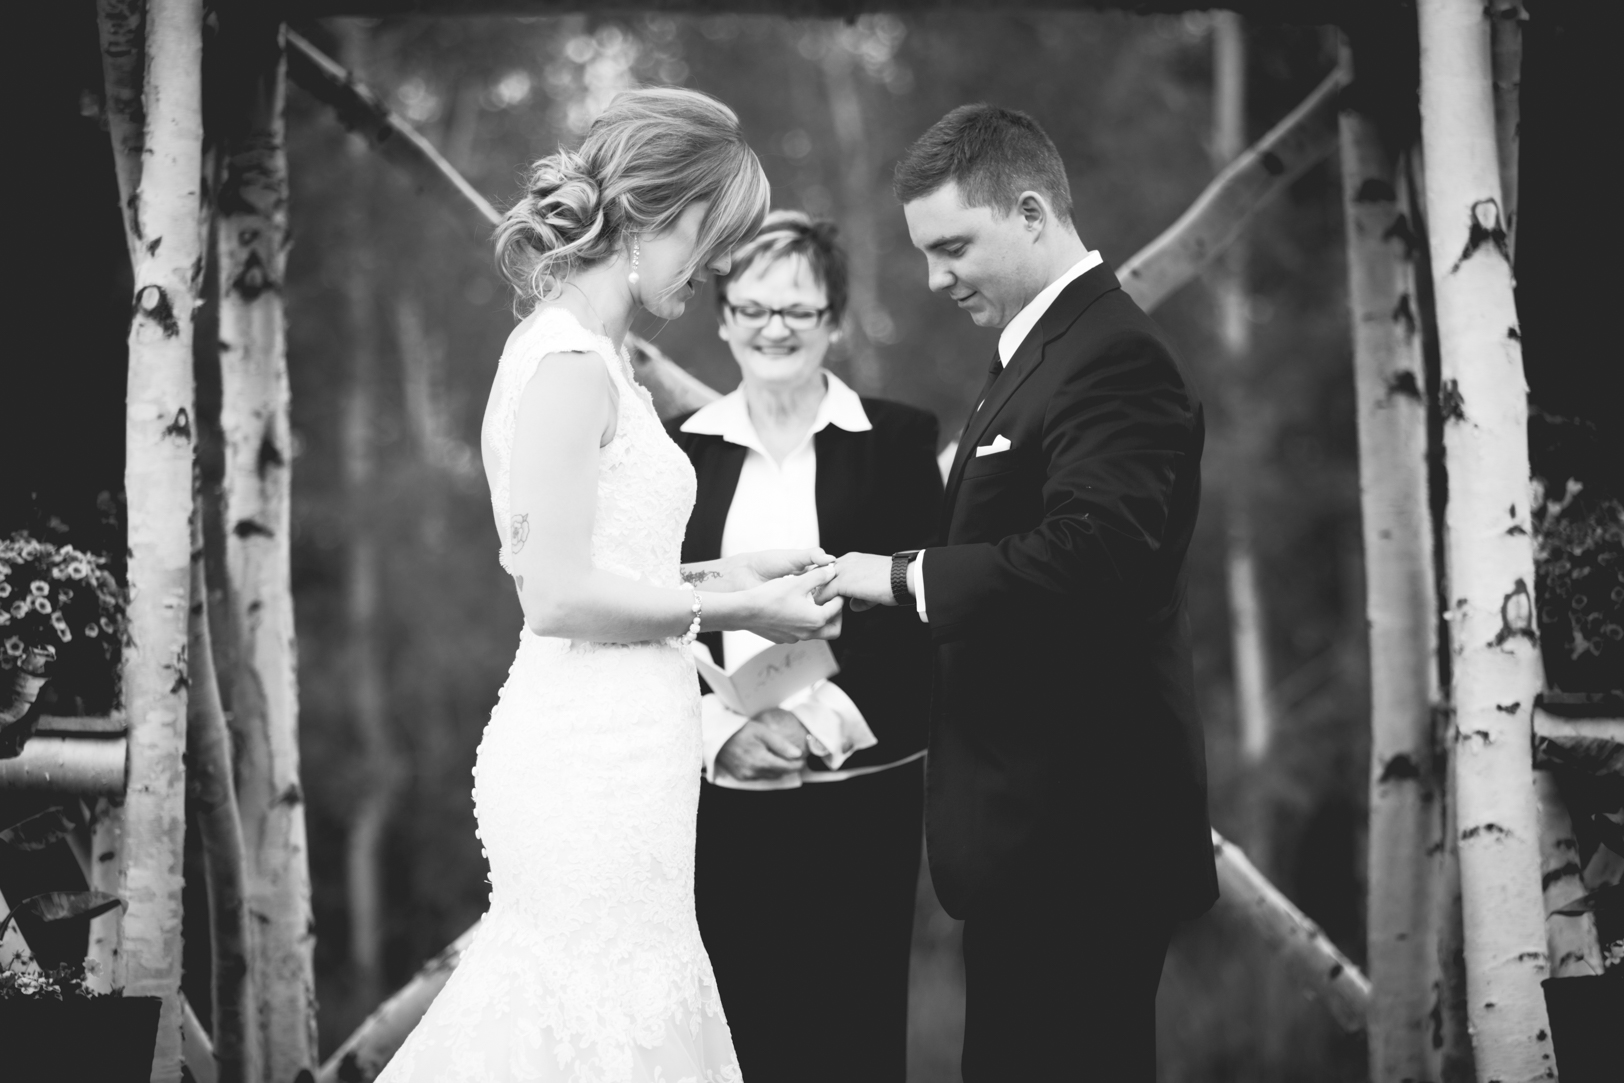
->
xmin=627 ymin=242 xmax=641 ymax=288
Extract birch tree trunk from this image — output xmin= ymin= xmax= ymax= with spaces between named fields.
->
xmin=1417 ymin=1 xmax=1554 ymax=1076
xmin=1339 ymin=49 xmax=1442 ymax=1082
xmin=91 ymin=0 xmax=141 ymax=1008
xmin=820 ymin=30 xmax=887 ymax=390
xmin=97 ymin=0 xmax=145 ymax=256
xmin=338 ymin=23 xmax=403 ymax=1016
xmin=1489 ymin=0 xmax=1526 ymax=262
xmin=188 ymin=509 xmax=255 ymax=1083
xmin=119 ymin=1 xmax=205 ymax=1078
xmin=1211 ymin=830 xmax=1372 ymax=1032
xmin=84 ymin=795 xmax=127 ymax=992
xmin=0 ymin=884 xmax=40 ymax=974
xmin=1532 ymin=770 xmax=1603 ymax=978
xmin=1120 ymin=64 xmax=1345 ymax=313
xmin=1430 ymin=726 xmax=1478 ymax=1083
xmin=1210 ymin=13 xmax=1277 ymax=783
xmin=214 ymin=14 xmax=319 ymax=1079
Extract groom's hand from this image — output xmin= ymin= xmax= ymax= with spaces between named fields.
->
xmin=816 ymin=552 xmax=896 ymax=612
xmin=730 ymin=548 xmax=833 ymax=590
xmin=716 ymin=709 xmax=808 ymax=781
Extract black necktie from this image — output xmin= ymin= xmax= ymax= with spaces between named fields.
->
xmin=973 ymin=349 xmax=1004 ymax=415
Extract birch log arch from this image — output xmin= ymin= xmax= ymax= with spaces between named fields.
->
xmin=7 ymin=3 xmax=1614 ymax=1083
xmin=1418 ymin=1 xmax=1556 ymax=1079
xmin=113 ymin=2 xmax=206 ymax=1080
xmin=265 ymin=29 xmax=1383 ymax=1082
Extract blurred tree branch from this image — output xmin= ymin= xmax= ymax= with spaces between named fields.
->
xmin=1120 ymin=62 xmax=1345 ymax=313
xmin=288 ymin=1 xmax=1400 ymax=27
xmin=286 ymin=27 xmax=719 ymax=418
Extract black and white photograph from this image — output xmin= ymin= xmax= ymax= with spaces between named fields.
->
xmin=2 ymin=1 xmax=1619 ymax=1081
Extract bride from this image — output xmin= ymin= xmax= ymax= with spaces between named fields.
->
xmin=377 ymin=87 xmax=842 ymax=1083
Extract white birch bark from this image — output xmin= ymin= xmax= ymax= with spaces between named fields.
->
xmin=315 ymin=922 xmax=482 ymax=1083
xmin=336 ymin=21 xmax=403 ymax=1017
xmin=1210 ymin=13 xmax=1276 ymax=775
xmin=96 ymin=0 xmax=145 ymax=256
xmin=1120 ymin=64 xmax=1345 ymax=313
xmin=1489 ymin=0 xmax=1526 ymax=262
xmin=1431 ymin=733 xmax=1479 ymax=1083
xmin=1417 ymin=1 xmax=1554 ymax=1077
xmin=189 ymin=511 xmax=256 ymax=1083
xmin=1339 ymin=60 xmax=1443 ymax=1082
xmin=820 ymin=29 xmax=887 ymax=390
xmin=0 ymin=884 xmax=41 ymax=974
xmin=84 ymin=795 xmax=127 ymax=992
xmin=1532 ymin=770 xmax=1603 ymax=978
xmin=213 ymin=16 xmax=319 ymax=1079
xmin=120 ymin=1 xmax=204 ymax=1078
xmin=1211 ymin=830 xmax=1372 ymax=1032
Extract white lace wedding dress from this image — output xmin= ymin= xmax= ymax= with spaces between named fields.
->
xmin=377 ymin=308 xmax=742 ymax=1083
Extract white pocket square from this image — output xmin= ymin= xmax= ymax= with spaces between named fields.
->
xmin=975 ymin=434 xmax=1011 ymax=457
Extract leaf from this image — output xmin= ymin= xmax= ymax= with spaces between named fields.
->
xmin=1534 ymin=735 xmax=1624 ymax=808
xmin=0 ymin=891 xmax=123 ymax=942
xmin=1552 ymin=881 xmax=1624 ymax=918
xmin=0 ymin=805 xmax=76 ymax=851
xmin=1591 ymin=812 xmax=1624 ymax=859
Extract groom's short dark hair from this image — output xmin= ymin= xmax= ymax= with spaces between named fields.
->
xmin=893 ymin=104 xmax=1073 ymax=224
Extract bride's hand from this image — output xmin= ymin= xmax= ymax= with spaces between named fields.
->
xmin=728 ymin=548 xmax=834 ymax=591
xmin=740 ymin=564 xmax=844 ymax=643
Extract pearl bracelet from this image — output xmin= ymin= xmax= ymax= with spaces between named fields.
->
xmin=679 ymin=585 xmax=702 ymax=646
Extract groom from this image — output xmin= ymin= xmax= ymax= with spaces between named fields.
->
xmin=825 ymin=105 xmax=1217 ymax=1079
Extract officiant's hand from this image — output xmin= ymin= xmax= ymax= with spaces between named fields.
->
xmin=716 ymin=709 xmax=808 ymax=781
xmin=816 ymin=552 xmax=896 ymax=612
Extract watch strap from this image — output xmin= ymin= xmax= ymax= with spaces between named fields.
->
xmin=890 ymin=550 xmax=920 ymax=606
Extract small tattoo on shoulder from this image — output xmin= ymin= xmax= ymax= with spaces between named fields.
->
xmin=682 ymin=568 xmax=722 ymax=585
xmin=510 ymin=514 xmax=530 ymax=553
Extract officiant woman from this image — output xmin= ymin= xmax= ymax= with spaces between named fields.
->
xmin=670 ymin=210 xmax=941 ymax=1082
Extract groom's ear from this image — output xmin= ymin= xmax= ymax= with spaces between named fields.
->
xmin=1016 ymin=191 xmax=1049 ymax=234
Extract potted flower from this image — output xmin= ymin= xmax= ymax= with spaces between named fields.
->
xmin=0 ymin=532 xmax=123 ymax=745
xmin=0 ymin=894 xmax=161 ymax=1083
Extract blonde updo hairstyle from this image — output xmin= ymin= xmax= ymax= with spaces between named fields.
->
xmin=495 ymin=87 xmax=771 ymax=310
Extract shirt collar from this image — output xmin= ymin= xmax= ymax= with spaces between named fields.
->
xmin=680 ymin=369 xmax=871 ymax=455
xmin=996 ymin=249 xmax=1104 ymax=366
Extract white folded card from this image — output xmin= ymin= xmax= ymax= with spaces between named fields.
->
xmin=690 ymin=639 xmax=839 ymax=718
xmin=975 ymin=434 xmax=1012 ymax=457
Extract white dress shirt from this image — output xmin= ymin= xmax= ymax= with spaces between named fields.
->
xmin=910 ymin=248 xmax=1103 ymax=621
xmin=681 ymin=371 xmax=886 ymax=785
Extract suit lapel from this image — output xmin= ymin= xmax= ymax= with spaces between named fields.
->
xmin=687 ymin=438 xmax=746 ymax=562
xmin=813 ymin=425 xmax=862 ymax=555
xmin=941 ymin=264 xmax=1125 ymax=519
xmin=942 ymin=334 xmax=1041 ymax=516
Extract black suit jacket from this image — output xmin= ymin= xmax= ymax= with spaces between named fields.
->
xmin=923 ymin=263 xmax=1218 ymax=921
xmin=669 ymin=396 xmax=942 ymax=771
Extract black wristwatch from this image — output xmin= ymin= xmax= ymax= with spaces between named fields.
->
xmin=890 ymin=550 xmax=921 ymax=606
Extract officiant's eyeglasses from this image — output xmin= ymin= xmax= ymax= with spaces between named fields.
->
xmin=723 ymin=301 xmax=830 ymax=332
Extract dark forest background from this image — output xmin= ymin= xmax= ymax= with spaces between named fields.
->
xmin=6 ymin=3 xmax=1616 ymax=1080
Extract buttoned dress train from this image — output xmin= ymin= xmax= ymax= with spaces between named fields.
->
xmin=376 ymin=308 xmax=742 ymax=1083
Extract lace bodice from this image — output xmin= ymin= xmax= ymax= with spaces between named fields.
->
xmin=482 ymin=306 xmax=696 ymax=590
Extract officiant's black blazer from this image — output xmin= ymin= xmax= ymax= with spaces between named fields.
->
xmin=669 ymin=396 xmax=942 ymax=771
xmin=922 ymin=263 xmax=1218 ymax=922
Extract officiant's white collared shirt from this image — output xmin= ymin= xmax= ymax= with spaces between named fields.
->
xmin=682 ymin=372 xmax=870 ymax=670
xmin=684 ymin=370 xmax=870 ymax=666
xmin=911 ymin=248 xmax=1104 ymax=621
xmin=681 ymin=371 xmax=880 ymax=783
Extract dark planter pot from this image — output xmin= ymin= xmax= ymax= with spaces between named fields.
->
xmin=0 ymin=995 xmax=162 ymax=1083
xmin=1543 ymin=973 xmax=1624 ymax=1083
